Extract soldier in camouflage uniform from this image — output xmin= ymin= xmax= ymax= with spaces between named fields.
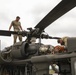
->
xmin=9 ymin=16 xmax=23 ymax=44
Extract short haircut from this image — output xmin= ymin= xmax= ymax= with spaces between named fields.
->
xmin=16 ymin=16 xmax=20 ymax=19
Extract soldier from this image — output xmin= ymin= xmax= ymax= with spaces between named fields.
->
xmin=9 ymin=16 xmax=23 ymax=44
xmin=56 ymin=36 xmax=68 ymax=53
xmin=57 ymin=37 xmax=68 ymax=46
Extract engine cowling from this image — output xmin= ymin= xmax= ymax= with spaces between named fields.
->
xmin=1 ymin=41 xmax=54 ymax=60
xmin=10 ymin=42 xmax=39 ymax=59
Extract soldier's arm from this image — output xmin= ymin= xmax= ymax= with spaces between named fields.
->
xmin=20 ymin=25 xmax=23 ymax=30
xmin=19 ymin=23 xmax=23 ymax=31
xmin=9 ymin=22 xmax=13 ymax=31
xmin=9 ymin=24 xmax=13 ymax=31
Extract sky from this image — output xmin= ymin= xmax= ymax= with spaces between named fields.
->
xmin=0 ymin=0 xmax=76 ymax=50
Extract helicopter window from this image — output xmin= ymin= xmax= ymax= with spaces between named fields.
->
xmin=71 ymin=58 xmax=76 ymax=75
xmin=74 ymin=63 xmax=76 ymax=74
xmin=49 ymin=64 xmax=59 ymax=75
xmin=74 ymin=61 xmax=76 ymax=75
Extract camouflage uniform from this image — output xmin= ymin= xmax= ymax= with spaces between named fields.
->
xmin=11 ymin=20 xmax=22 ymax=44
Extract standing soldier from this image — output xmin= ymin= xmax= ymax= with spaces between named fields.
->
xmin=9 ymin=16 xmax=23 ymax=44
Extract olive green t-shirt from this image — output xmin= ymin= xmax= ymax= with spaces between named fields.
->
xmin=11 ymin=20 xmax=21 ymax=31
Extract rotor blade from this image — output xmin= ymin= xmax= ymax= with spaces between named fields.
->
xmin=35 ymin=0 xmax=76 ymax=32
xmin=0 ymin=30 xmax=17 ymax=36
xmin=49 ymin=36 xmax=61 ymax=39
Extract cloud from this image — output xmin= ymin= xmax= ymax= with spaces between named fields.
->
xmin=45 ymin=6 xmax=76 ymax=38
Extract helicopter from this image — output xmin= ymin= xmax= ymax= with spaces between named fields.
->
xmin=0 ymin=0 xmax=76 ymax=75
